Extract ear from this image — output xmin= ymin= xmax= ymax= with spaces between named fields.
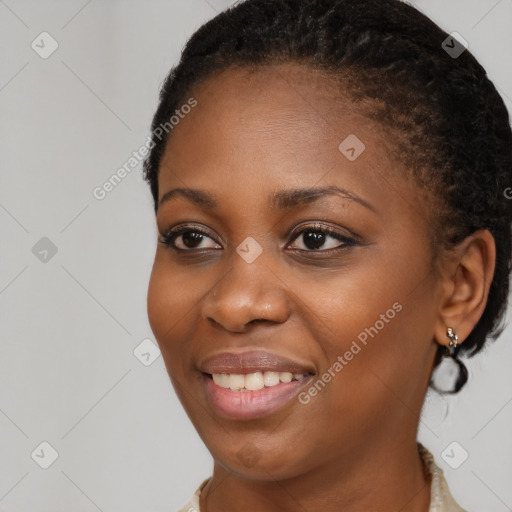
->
xmin=433 ymin=229 xmax=496 ymax=348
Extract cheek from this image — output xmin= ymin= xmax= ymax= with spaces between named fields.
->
xmin=147 ymin=260 xmax=172 ymax=344
xmin=302 ymin=248 xmax=436 ymax=408
xmin=146 ymin=257 xmax=199 ymax=364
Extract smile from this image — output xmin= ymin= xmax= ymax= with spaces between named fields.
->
xmin=212 ymin=371 xmax=307 ymax=391
xmin=202 ymin=371 xmax=314 ymax=420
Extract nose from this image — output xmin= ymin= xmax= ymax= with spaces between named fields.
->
xmin=201 ymin=258 xmax=291 ymax=333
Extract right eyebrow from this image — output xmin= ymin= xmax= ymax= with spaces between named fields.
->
xmin=158 ymin=188 xmax=217 ymax=211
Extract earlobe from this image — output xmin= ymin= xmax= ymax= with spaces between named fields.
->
xmin=434 ymin=229 xmax=496 ymax=348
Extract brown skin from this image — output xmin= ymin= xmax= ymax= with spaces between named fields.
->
xmin=147 ymin=64 xmax=495 ymax=512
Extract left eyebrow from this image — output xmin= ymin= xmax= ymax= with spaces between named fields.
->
xmin=271 ymin=185 xmax=377 ymax=213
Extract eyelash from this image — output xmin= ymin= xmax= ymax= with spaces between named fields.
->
xmin=158 ymin=223 xmax=358 ymax=254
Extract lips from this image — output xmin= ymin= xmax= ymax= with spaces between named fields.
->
xmin=198 ymin=349 xmax=316 ymax=420
xmin=198 ymin=349 xmax=315 ymax=375
xmin=202 ymin=374 xmax=314 ymax=420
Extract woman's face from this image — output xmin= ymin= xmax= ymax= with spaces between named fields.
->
xmin=147 ymin=64 xmax=442 ymax=480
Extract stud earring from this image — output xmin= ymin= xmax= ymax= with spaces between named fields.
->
xmin=445 ymin=327 xmax=459 ymax=357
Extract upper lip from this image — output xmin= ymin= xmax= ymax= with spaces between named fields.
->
xmin=199 ymin=350 xmax=315 ymax=375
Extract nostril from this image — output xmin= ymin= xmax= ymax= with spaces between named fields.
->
xmin=247 ymin=318 xmax=267 ymax=326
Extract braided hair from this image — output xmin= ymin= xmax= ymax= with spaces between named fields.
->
xmin=143 ymin=0 xmax=512 ymax=389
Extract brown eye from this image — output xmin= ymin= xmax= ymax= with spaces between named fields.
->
xmin=301 ymin=231 xmax=328 ymax=250
xmin=179 ymin=231 xmax=207 ymax=249
xmin=159 ymin=226 xmax=222 ymax=251
xmin=288 ymin=225 xmax=356 ymax=252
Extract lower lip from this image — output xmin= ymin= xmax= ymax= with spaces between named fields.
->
xmin=202 ymin=374 xmax=313 ymax=420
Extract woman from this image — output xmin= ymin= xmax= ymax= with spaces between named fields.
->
xmin=142 ymin=0 xmax=511 ymax=510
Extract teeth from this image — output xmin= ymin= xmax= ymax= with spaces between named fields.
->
xmin=229 ymin=374 xmax=245 ymax=390
xmin=263 ymin=371 xmax=280 ymax=387
xmin=245 ymin=372 xmax=264 ymax=391
xmin=211 ymin=371 xmax=306 ymax=391
xmin=279 ymin=372 xmax=293 ymax=383
xmin=212 ymin=373 xmax=230 ymax=388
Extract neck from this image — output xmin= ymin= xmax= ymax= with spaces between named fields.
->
xmin=200 ymin=438 xmax=431 ymax=512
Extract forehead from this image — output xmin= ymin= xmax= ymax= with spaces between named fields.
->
xmin=155 ymin=62 xmax=432 ymax=229
xmin=183 ymin=63 xmax=365 ymax=136
xmin=159 ymin=63 xmax=397 ymax=182
xmin=194 ymin=62 xmax=354 ymax=107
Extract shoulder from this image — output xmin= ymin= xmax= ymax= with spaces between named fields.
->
xmin=176 ymin=478 xmax=210 ymax=512
xmin=418 ymin=443 xmax=468 ymax=512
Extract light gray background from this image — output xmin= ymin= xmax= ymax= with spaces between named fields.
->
xmin=0 ymin=1 xmax=511 ymax=511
